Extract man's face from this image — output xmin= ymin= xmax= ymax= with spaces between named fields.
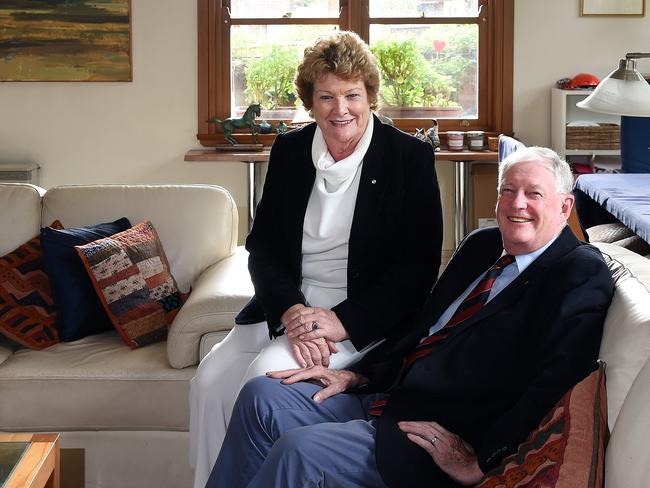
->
xmin=496 ymin=161 xmax=574 ymax=255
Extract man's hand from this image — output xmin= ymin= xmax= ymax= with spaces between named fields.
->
xmin=398 ymin=421 xmax=485 ymax=486
xmin=267 ymin=366 xmax=368 ymax=404
xmin=284 ymin=306 xmax=348 ymax=343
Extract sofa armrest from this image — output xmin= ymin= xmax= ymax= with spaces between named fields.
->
xmin=167 ymin=246 xmax=253 ymax=369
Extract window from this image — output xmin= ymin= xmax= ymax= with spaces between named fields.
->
xmin=197 ymin=0 xmax=513 ymax=146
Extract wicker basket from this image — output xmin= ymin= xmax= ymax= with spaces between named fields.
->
xmin=566 ymin=123 xmax=620 ymax=150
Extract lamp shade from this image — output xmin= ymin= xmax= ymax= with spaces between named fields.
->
xmin=577 ymin=57 xmax=650 ymax=117
xmin=577 ymin=77 xmax=650 ymax=116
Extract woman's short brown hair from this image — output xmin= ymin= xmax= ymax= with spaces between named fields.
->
xmin=295 ymin=31 xmax=380 ymax=111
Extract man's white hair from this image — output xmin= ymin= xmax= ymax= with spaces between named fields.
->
xmin=498 ymin=146 xmax=574 ymax=194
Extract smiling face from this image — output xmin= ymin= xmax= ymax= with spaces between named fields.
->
xmin=311 ymin=73 xmax=371 ymax=161
xmin=496 ymin=161 xmax=574 ymax=255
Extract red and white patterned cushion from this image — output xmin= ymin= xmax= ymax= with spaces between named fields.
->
xmin=477 ymin=363 xmax=608 ymax=488
xmin=75 ymin=221 xmax=187 ymax=349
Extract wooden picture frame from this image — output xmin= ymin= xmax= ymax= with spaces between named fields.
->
xmin=580 ymin=0 xmax=646 ymax=16
xmin=0 ymin=0 xmax=132 ymax=82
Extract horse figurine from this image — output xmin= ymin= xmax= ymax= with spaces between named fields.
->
xmin=208 ymin=103 xmax=261 ymax=145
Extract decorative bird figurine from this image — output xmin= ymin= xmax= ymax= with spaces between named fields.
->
xmin=426 ymin=119 xmax=441 ymax=151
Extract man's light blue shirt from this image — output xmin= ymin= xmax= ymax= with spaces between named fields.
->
xmin=427 ymin=235 xmax=559 ymax=336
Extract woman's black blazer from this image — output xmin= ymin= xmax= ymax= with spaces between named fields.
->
xmin=236 ymin=114 xmax=443 ymax=349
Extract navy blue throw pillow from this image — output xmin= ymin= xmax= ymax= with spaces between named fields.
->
xmin=40 ymin=218 xmax=132 ymax=341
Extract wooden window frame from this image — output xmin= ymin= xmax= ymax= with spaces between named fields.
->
xmin=196 ymin=0 xmax=513 ymax=147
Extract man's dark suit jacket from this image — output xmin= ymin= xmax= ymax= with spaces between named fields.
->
xmin=235 ymin=114 xmax=443 ymax=349
xmin=350 ymin=225 xmax=614 ymax=487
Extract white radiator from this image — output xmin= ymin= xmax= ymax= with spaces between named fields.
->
xmin=0 ymin=163 xmax=40 ymax=185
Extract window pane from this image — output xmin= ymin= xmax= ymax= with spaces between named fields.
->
xmin=232 ymin=25 xmax=338 ymax=119
xmin=369 ymin=24 xmax=478 ymax=119
xmin=369 ymin=0 xmax=479 ymax=18
xmin=231 ymin=0 xmax=339 ymax=19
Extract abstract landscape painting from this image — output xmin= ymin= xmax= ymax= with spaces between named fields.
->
xmin=0 ymin=0 xmax=131 ymax=81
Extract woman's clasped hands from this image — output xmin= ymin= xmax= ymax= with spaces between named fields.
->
xmin=281 ymin=304 xmax=349 ymax=368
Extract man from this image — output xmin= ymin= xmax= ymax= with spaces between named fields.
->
xmin=206 ymin=147 xmax=614 ymax=487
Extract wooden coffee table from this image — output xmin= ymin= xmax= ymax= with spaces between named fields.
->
xmin=0 ymin=434 xmax=59 ymax=488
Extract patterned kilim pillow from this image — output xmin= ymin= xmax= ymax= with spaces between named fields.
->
xmin=476 ymin=362 xmax=608 ymax=488
xmin=0 ymin=221 xmax=63 ymax=349
xmin=75 ymin=221 xmax=186 ymax=348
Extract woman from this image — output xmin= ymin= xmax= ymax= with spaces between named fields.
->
xmin=190 ymin=31 xmax=443 ymax=488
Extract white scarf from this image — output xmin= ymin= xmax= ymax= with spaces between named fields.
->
xmin=310 ymin=114 xmax=374 ymax=193
xmin=300 ymin=114 xmax=374 ymax=295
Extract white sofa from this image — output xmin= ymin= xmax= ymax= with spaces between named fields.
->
xmin=0 ymin=183 xmax=253 ymax=488
xmin=1 ymin=183 xmax=649 ymax=487
xmin=594 ymin=241 xmax=650 ymax=487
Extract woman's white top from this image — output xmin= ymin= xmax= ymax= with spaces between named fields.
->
xmin=301 ymin=114 xmax=374 ymax=310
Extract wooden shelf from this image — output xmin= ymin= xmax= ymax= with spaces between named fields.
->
xmin=185 ymin=148 xmax=497 ymax=163
xmin=436 ymin=150 xmax=498 ymax=161
xmin=185 ymin=149 xmax=270 ymax=162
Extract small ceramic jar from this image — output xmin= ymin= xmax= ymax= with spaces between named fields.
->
xmin=447 ymin=131 xmax=464 ymax=151
xmin=466 ymin=131 xmax=485 ymax=150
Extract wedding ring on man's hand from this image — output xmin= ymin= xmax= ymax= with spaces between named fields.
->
xmin=429 ymin=435 xmax=438 ymax=446
xmin=311 ymin=321 xmax=319 ymax=331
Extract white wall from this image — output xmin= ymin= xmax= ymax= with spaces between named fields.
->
xmin=513 ymin=0 xmax=650 ymax=146
xmin=0 ymin=0 xmax=248 ymax=237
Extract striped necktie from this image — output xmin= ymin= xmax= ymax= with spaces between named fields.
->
xmin=368 ymin=254 xmax=515 ymax=417
xmin=404 ymin=253 xmax=515 ymax=368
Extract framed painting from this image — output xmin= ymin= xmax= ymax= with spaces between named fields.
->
xmin=0 ymin=0 xmax=132 ymax=82
xmin=580 ymin=0 xmax=646 ymax=16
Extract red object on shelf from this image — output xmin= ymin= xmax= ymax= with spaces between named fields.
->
xmin=567 ymin=73 xmax=600 ymax=90
xmin=571 ymin=162 xmax=594 ymax=175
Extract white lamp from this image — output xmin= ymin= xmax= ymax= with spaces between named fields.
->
xmin=576 ymin=52 xmax=650 ymax=116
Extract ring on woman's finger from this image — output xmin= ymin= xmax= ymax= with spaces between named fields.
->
xmin=311 ymin=321 xmax=319 ymax=331
xmin=429 ymin=435 xmax=438 ymax=446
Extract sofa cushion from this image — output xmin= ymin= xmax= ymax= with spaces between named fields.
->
xmin=586 ymin=223 xmax=634 ymax=244
xmin=605 ymin=356 xmax=650 ymax=487
xmin=76 ymin=221 xmax=185 ymax=349
xmin=0 ymin=331 xmax=195 ymax=431
xmin=41 ymin=185 xmax=238 ymax=292
xmin=0 ymin=225 xmax=62 ymax=350
xmin=0 ymin=184 xmax=43 ymax=256
xmin=477 ymin=363 xmax=607 ymax=488
xmin=594 ymin=242 xmax=650 ymax=429
xmin=40 ymin=218 xmax=132 ymax=341
xmin=611 ymin=235 xmax=650 ymax=256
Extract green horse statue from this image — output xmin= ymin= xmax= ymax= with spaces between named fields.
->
xmin=208 ymin=103 xmax=262 ymax=145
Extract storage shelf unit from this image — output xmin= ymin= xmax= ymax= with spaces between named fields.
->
xmin=564 ymin=149 xmax=620 ymax=156
xmin=551 ymin=88 xmax=621 ymax=159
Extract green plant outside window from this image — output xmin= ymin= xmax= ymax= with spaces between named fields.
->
xmin=231 ymin=23 xmax=477 ymax=119
xmin=244 ymin=46 xmax=300 ymax=109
